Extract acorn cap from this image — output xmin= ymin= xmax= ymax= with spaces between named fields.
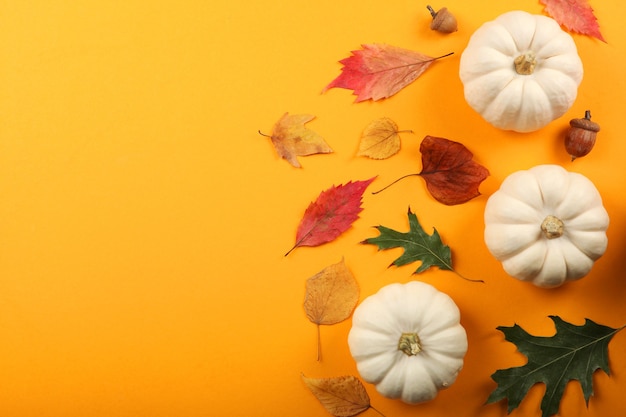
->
xmin=570 ymin=118 xmax=600 ymax=132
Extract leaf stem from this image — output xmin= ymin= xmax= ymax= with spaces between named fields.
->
xmin=316 ymin=324 xmax=322 ymax=362
xmin=371 ymin=173 xmax=421 ymax=194
xmin=452 ymin=269 xmax=484 ymax=283
xmin=369 ymin=405 xmax=387 ymax=417
xmin=437 ymin=51 xmax=454 ymax=59
xmin=285 ymin=244 xmax=297 ymax=257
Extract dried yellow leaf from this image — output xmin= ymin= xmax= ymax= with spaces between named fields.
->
xmin=357 ymin=117 xmax=410 ymax=159
xmin=304 ymin=258 xmax=359 ymax=360
xmin=262 ymin=112 xmax=333 ymax=168
xmin=302 ymin=374 xmax=372 ymax=417
xmin=304 ymin=258 xmax=359 ymax=326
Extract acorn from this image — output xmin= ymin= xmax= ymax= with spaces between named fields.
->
xmin=564 ymin=110 xmax=600 ymax=161
xmin=427 ymin=5 xmax=458 ymax=33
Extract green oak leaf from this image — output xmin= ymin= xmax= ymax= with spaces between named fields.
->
xmin=362 ymin=207 xmax=483 ymax=284
xmin=487 ymin=316 xmax=625 ymax=417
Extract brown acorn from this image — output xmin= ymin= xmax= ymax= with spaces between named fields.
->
xmin=427 ymin=5 xmax=458 ymax=33
xmin=564 ymin=110 xmax=600 ymax=161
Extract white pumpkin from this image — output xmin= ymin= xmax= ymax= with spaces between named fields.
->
xmin=347 ymin=281 xmax=467 ymax=404
xmin=484 ymin=164 xmax=609 ymax=288
xmin=459 ymin=11 xmax=583 ymax=132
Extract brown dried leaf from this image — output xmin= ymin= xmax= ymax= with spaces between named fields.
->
xmin=261 ymin=113 xmax=333 ymax=168
xmin=304 ymin=258 xmax=359 ymax=360
xmin=419 ymin=135 xmax=490 ymax=205
xmin=357 ymin=118 xmax=411 ymax=159
xmin=302 ymin=375 xmax=371 ymax=417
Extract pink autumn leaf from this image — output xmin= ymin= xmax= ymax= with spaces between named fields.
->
xmin=540 ymin=0 xmax=605 ymax=42
xmin=323 ymin=44 xmax=453 ymax=102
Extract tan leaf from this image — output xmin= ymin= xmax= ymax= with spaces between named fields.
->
xmin=302 ymin=375 xmax=371 ymax=417
xmin=304 ymin=259 xmax=359 ymax=325
xmin=261 ymin=112 xmax=333 ymax=168
xmin=357 ymin=117 xmax=411 ymax=159
xmin=304 ymin=258 xmax=359 ymax=360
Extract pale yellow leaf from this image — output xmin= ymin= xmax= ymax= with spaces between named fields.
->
xmin=357 ymin=117 xmax=409 ymax=159
xmin=302 ymin=375 xmax=371 ymax=417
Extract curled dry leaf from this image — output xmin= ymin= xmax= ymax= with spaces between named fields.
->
xmin=286 ymin=177 xmax=376 ymax=255
xmin=323 ymin=44 xmax=453 ymax=102
xmin=357 ymin=118 xmax=412 ymax=160
xmin=304 ymin=258 xmax=359 ymax=360
xmin=540 ymin=0 xmax=605 ymax=42
xmin=260 ymin=112 xmax=333 ymax=168
xmin=302 ymin=374 xmax=378 ymax=417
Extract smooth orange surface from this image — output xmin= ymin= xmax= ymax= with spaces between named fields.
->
xmin=1 ymin=1 xmax=625 ymax=416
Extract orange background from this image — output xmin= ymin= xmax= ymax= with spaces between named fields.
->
xmin=1 ymin=1 xmax=625 ymax=416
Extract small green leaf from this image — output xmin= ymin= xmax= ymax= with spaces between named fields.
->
xmin=487 ymin=316 xmax=625 ymax=417
xmin=361 ymin=207 xmax=452 ymax=274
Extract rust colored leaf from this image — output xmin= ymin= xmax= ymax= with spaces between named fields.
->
xmin=286 ymin=177 xmax=376 ymax=255
xmin=357 ymin=118 xmax=412 ymax=159
xmin=540 ymin=0 xmax=605 ymax=42
xmin=260 ymin=113 xmax=333 ymax=168
xmin=323 ymin=44 xmax=453 ymax=102
xmin=419 ymin=136 xmax=489 ymax=205
xmin=304 ymin=258 xmax=359 ymax=360
xmin=372 ymin=136 xmax=489 ymax=205
xmin=302 ymin=375 xmax=372 ymax=417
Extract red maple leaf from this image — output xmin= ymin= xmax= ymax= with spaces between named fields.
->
xmin=419 ymin=136 xmax=489 ymax=205
xmin=322 ymin=44 xmax=452 ymax=102
xmin=286 ymin=177 xmax=376 ymax=255
xmin=540 ymin=0 xmax=605 ymax=42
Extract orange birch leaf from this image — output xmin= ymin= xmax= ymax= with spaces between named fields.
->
xmin=302 ymin=375 xmax=374 ymax=417
xmin=357 ymin=118 xmax=412 ymax=159
xmin=540 ymin=0 xmax=605 ymax=42
xmin=323 ymin=44 xmax=453 ymax=102
xmin=304 ymin=258 xmax=359 ymax=360
xmin=260 ymin=113 xmax=333 ymax=168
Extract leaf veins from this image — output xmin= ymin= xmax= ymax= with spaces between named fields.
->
xmin=304 ymin=258 xmax=360 ymax=361
xmin=357 ymin=118 xmax=412 ymax=160
xmin=362 ymin=207 xmax=482 ymax=282
xmin=373 ymin=135 xmax=489 ymax=205
xmin=322 ymin=44 xmax=453 ymax=102
xmin=302 ymin=374 xmax=384 ymax=417
xmin=540 ymin=0 xmax=605 ymax=42
xmin=260 ymin=112 xmax=333 ymax=168
xmin=286 ymin=177 xmax=376 ymax=255
xmin=487 ymin=316 xmax=625 ymax=417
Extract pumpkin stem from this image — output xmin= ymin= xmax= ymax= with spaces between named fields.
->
xmin=398 ymin=332 xmax=422 ymax=356
xmin=541 ymin=215 xmax=564 ymax=239
xmin=514 ymin=51 xmax=536 ymax=75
